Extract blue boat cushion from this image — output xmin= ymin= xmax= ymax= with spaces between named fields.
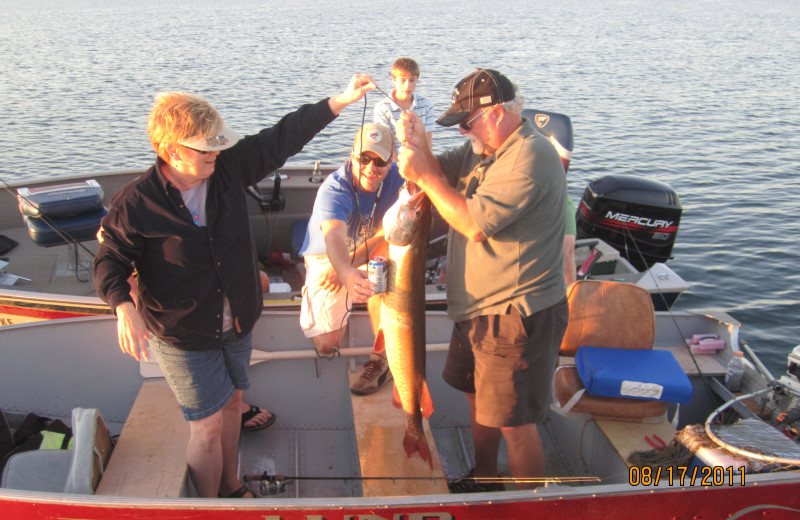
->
xmin=24 ymin=208 xmax=108 ymax=247
xmin=17 ymin=180 xmax=104 ymax=219
xmin=575 ymin=346 xmax=693 ymax=404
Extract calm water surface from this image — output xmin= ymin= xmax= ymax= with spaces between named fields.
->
xmin=1 ymin=0 xmax=798 ymax=374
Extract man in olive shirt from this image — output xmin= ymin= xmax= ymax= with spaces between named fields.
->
xmin=397 ymin=69 xmax=568 ymax=492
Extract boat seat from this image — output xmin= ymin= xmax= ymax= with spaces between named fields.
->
xmin=0 ymin=407 xmax=113 ymax=494
xmin=95 ymin=379 xmax=189 ymax=498
xmin=17 ymin=180 xmax=107 ymax=247
xmin=552 ymin=280 xmax=669 ymax=423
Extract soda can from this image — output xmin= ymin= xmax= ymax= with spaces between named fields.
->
xmin=368 ymin=257 xmax=387 ymax=294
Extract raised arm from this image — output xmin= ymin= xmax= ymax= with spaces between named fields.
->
xmin=396 ymin=111 xmax=486 ymax=242
xmin=328 ymin=74 xmax=377 ymax=115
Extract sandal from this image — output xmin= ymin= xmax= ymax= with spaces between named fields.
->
xmin=241 ymin=405 xmax=276 ymax=432
xmin=220 ymin=485 xmax=255 ymax=498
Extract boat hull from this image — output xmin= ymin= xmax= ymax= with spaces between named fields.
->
xmin=2 ymin=479 xmax=799 ymax=519
xmin=1 ymin=312 xmax=799 ymax=518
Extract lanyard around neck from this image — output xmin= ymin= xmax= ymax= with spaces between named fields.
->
xmin=351 ymin=162 xmax=384 ymax=247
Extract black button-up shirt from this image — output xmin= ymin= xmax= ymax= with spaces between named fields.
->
xmin=94 ymin=99 xmax=336 ymax=351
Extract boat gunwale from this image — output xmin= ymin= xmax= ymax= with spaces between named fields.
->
xmin=1 ymin=471 xmax=799 ymax=510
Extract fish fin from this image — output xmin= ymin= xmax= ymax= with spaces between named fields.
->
xmin=370 ymin=241 xmax=389 ymax=259
xmin=366 ymin=294 xmax=382 ymax=335
xmin=372 ymin=328 xmax=386 ymax=354
xmin=392 ymin=384 xmax=403 ymax=410
xmin=420 ymin=381 xmax=434 ymax=419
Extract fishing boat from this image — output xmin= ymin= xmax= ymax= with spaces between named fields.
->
xmin=1 ymin=283 xmax=800 ymax=518
xmin=11 ymin=111 xmax=790 ymax=518
xmin=0 ymin=110 xmax=688 ymax=327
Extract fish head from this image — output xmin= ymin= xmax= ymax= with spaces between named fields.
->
xmin=383 ymin=183 xmax=431 ymax=246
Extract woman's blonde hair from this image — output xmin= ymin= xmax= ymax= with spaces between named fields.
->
xmin=147 ymin=92 xmax=223 ymax=159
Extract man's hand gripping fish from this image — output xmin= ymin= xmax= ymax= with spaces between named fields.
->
xmin=367 ymin=183 xmax=434 ymax=468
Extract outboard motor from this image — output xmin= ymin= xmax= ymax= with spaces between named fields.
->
xmin=576 ymin=174 xmax=682 ymax=270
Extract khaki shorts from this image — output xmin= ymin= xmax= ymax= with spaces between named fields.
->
xmin=299 ymin=255 xmax=359 ymax=338
xmin=442 ymin=300 xmax=568 ymax=428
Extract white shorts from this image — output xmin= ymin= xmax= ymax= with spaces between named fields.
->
xmin=299 ymin=255 xmax=360 ymax=338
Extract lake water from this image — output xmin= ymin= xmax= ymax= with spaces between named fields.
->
xmin=1 ymin=0 xmax=798 ymax=374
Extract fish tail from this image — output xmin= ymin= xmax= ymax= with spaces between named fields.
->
xmin=403 ymin=419 xmax=434 ymax=469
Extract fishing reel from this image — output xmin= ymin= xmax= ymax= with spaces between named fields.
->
xmin=244 ymin=472 xmax=288 ymax=495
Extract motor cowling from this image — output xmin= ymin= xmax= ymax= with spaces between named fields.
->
xmin=576 ymin=174 xmax=682 ymax=270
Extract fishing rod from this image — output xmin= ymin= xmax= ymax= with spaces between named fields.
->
xmin=617 ymin=224 xmax=728 ymax=422
xmin=243 ymin=472 xmax=600 ymax=495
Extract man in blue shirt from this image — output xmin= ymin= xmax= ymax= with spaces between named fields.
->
xmin=299 ymin=123 xmax=405 ymax=394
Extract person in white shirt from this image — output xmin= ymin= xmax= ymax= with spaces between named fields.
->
xmin=374 ymin=57 xmax=435 ymax=151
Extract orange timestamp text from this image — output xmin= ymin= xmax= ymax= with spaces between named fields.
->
xmin=629 ymin=465 xmax=745 ymax=487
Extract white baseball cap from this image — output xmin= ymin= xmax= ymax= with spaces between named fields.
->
xmin=178 ymin=123 xmax=242 ymax=152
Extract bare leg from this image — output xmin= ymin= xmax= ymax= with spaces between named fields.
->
xmin=501 ymin=423 xmax=545 ymax=490
xmin=466 ymin=392 xmax=501 ymax=478
xmin=219 ymin=390 xmax=245 ymax=496
xmin=311 ymin=325 xmax=347 ymax=356
xmin=186 ymin=391 xmax=249 ymax=498
xmin=186 ymin=411 xmax=224 ymax=497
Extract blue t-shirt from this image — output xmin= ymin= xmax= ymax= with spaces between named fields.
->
xmin=299 ymin=160 xmax=406 ymax=257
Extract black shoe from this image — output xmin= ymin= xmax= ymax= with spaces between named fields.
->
xmin=447 ymin=469 xmax=505 ymax=493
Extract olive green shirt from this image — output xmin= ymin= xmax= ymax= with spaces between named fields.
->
xmin=438 ymin=118 xmax=567 ymax=322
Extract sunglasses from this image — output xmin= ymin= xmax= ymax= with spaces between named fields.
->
xmin=183 ymin=145 xmax=213 ymax=155
xmin=355 ymin=154 xmax=391 ymax=167
xmin=460 ymin=108 xmax=489 ymax=131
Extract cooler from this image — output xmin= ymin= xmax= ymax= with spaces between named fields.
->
xmin=17 ymin=180 xmax=106 ymax=247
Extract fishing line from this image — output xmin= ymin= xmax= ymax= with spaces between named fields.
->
xmin=372 ymin=83 xmax=394 ymax=102
xmin=318 ymin=93 xmax=371 ymax=361
xmin=620 ymin=224 xmax=719 ymax=408
xmin=321 ymin=85 xmax=392 ymax=361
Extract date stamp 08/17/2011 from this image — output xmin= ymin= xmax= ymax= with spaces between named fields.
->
xmin=629 ymin=465 xmax=745 ymax=487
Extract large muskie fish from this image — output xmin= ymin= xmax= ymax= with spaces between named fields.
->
xmin=367 ymin=183 xmax=434 ymax=467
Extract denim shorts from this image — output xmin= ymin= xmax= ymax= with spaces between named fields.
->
xmin=442 ymin=300 xmax=568 ymax=428
xmin=148 ymin=330 xmax=253 ymax=421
